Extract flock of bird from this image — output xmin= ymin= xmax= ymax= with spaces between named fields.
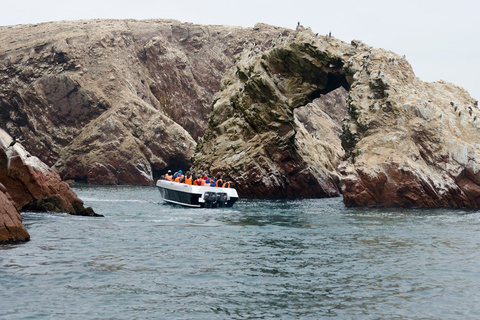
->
xmin=451 ymin=101 xmax=478 ymax=122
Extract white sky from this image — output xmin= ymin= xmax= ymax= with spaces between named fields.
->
xmin=1 ymin=0 xmax=479 ymax=100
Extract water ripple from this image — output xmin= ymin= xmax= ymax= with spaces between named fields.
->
xmin=1 ymin=186 xmax=480 ymax=319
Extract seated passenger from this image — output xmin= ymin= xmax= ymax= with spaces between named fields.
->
xmin=222 ymin=178 xmax=231 ymax=188
xmin=193 ymin=175 xmax=202 ymax=186
xmin=215 ymin=174 xmax=224 ymax=188
xmin=184 ymin=171 xmax=193 ymax=185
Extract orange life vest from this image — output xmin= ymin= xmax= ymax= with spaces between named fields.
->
xmin=222 ymin=181 xmax=231 ymax=188
xmin=215 ymin=179 xmax=224 ymax=188
xmin=165 ymin=174 xmax=173 ymax=181
xmin=184 ymin=176 xmax=193 ymax=185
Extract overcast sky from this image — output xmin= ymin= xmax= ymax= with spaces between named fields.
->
xmin=2 ymin=0 xmax=479 ymax=100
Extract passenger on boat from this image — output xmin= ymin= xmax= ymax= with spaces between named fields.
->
xmin=165 ymin=170 xmax=173 ymax=181
xmin=184 ymin=171 xmax=193 ymax=185
xmin=215 ymin=174 xmax=224 ymax=188
xmin=173 ymin=173 xmax=182 ymax=183
xmin=209 ymin=177 xmax=216 ymax=187
xmin=193 ymin=175 xmax=201 ymax=186
xmin=222 ymin=178 xmax=231 ymax=188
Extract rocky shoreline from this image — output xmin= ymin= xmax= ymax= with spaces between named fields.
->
xmin=1 ymin=18 xmax=480 ymax=244
xmin=0 ymin=129 xmax=98 ymax=244
xmin=0 ymin=19 xmax=289 ymax=185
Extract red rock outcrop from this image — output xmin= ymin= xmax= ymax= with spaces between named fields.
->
xmin=193 ymin=25 xmax=480 ymax=206
xmin=339 ymin=76 xmax=480 ymax=207
xmin=0 ymin=182 xmax=30 ymax=244
xmin=0 ymin=19 xmax=290 ymax=185
xmin=0 ymin=129 xmax=97 ymax=218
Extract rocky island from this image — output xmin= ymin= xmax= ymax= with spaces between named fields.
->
xmin=0 ymin=17 xmax=479 ymax=244
xmin=193 ymin=25 xmax=479 ymax=206
xmin=0 ymin=19 xmax=289 ymax=185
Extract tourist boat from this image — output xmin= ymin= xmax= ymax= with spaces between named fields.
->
xmin=156 ymin=179 xmax=239 ymax=208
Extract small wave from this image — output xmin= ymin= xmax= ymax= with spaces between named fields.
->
xmin=81 ymin=198 xmax=153 ymax=203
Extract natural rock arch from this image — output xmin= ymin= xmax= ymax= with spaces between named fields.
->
xmin=194 ymin=26 xmax=480 ymax=207
xmin=192 ymin=28 xmax=356 ymax=198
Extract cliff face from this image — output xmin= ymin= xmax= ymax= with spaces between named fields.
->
xmin=0 ymin=19 xmax=290 ymax=184
xmin=339 ymin=53 xmax=480 ymax=207
xmin=192 ymin=28 xmax=351 ymax=198
xmin=193 ymin=25 xmax=480 ymax=206
xmin=3 ymin=19 xmax=480 ymax=207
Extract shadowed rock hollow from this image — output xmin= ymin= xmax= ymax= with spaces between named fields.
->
xmin=0 ymin=19 xmax=291 ymax=184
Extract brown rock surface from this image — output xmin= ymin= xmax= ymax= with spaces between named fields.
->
xmin=0 ymin=182 xmax=30 ymax=244
xmin=339 ymin=69 xmax=480 ymax=207
xmin=192 ymin=27 xmax=350 ymax=198
xmin=193 ymin=25 xmax=480 ymax=206
xmin=0 ymin=129 xmax=97 ymax=217
xmin=0 ymin=19 xmax=290 ymax=184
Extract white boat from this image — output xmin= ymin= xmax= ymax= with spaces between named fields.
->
xmin=156 ymin=179 xmax=239 ymax=208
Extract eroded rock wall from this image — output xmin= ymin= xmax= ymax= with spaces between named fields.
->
xmin=0 ymin=19 xmax=290 ymax=184
xmin=192 ymin=27 xmax=351 ymax=198
xmin=193 ymin=25 xmax=480 ymax=206
xmin=339 ymin=51 xmax=480 ymax=207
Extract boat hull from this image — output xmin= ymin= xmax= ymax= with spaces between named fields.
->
xmin=156 ymin=179 xmax=238 ymax=208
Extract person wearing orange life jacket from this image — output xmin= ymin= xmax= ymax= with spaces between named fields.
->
xmin=184 ymin=171 xmax=193 ymax=185
xmin=215 ymin=174 xmax=224 ymax=188
xmin=165 ymin=170 xmax=173 ymax=181
xmin=222 ymin=178 xmax=231 ymax=188
xmin=193 ymin=175 xmax=202 ymax=186
xmin=174 ymin=170 xmax=185 ymax=183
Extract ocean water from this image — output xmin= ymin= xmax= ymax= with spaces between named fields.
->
xmin=1 ymin=186 xmax=480 ymax=319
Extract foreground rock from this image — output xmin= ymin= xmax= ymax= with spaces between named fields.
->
xmin=0 ymin=19 xmax=290 ymax=184
xmin=0 ymin=129 xmax=98 ymax=244
xmin=0 ymin=182 xmax=30 ymax=244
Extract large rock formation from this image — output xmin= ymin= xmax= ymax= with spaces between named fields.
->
xmin=338 ymin=53 xmax=480 ymax=207
xmin=0 ymin=19 xmax=290 ymax=184
xmin=0 ymin=127 xmax=99 ymax=243
xmin=192 ymin=28 xmax=350 ymax=198
xmin=193 ymin=25 xmax=480 ymax=206
xmin=3 ymin=19 xmax=480 ymax=207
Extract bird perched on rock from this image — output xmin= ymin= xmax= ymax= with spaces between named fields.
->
xmin=450 ymin=101 xmax=454 ymax=106
xmin=459 ymin=111 xmax=462 ymax=117
xmin=454 ymin=106 xmax=458 ymax=112
xmin=8 ymin=136 xmax=24 ymax=148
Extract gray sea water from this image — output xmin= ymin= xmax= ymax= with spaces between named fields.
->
xmin=1 ymin=185 xmax=480 ymax=319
